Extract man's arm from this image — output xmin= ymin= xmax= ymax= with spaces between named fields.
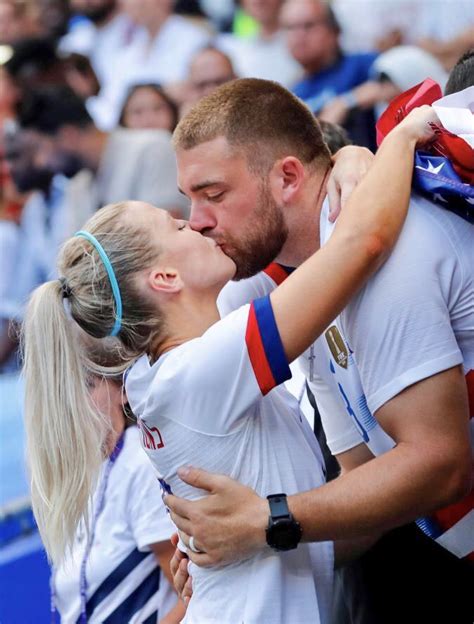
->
xmin=166 ymin=366 xmax=470 ymax=566
xmin=290 ymin=366 xmax=471 ymax=540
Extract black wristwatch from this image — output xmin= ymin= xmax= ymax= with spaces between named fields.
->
xmin=265 ymin=493 xmax=302 ymax=551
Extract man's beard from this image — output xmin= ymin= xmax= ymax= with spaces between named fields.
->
xmin=224 ymin=179 xmax=289 ymax=281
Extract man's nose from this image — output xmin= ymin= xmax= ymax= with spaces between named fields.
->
xmin=189 ymin=202 xmax=217 ymax=232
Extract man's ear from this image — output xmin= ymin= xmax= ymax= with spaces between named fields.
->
xmin=147 ymin=267 xmax=183 ymax=295
xmin=269 ymin=156 xmax=305 ymax=203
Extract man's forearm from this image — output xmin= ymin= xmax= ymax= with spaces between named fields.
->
xmin=287 ymin=443 xmax=468 ymax=543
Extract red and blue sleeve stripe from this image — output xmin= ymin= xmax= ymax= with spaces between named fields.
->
xmin=245 ymin=295 xmax=291 ymax=395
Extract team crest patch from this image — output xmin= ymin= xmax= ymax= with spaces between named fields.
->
xmin=325 ymin=325 xmax=348 ymax=369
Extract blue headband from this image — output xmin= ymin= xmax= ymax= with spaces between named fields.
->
xmin=75 ymin=230 xmax=123 ymax=337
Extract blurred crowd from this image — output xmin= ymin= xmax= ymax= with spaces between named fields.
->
xmin=0 ymin=0 xmax=473 ymax=373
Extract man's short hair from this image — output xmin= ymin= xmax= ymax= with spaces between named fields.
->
xmin=444 ymin=49 xmax=474 ymax=95
xmin=17 ymin=85 xmax=93 ymax=134
xmin=173 ymin=78 xmax=331 ymax=174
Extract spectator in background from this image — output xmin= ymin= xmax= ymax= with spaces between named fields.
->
xmin=59 ymin=0 xmax=136 ymax=90
xmin=319 ymin=45 xmax=447 ymax=127
xmin=0 ymin=126 xmax=66 ymax=370
xmin=281 ymin=0 xmax=378 ymax=148
xmin=17 ymin=86 xmax=189 ymax=221
xmin=100 ymin=0 xmax=209 ymax=126
xmin=318 ymin=119 xmax=351 ymax=155
xmin=0 ymin=0 xmax=38 ymax=44
xmin=445 ymin=48 xmax=474 ymax=94
xmin=216 ymin=0 xmax=300 ymax=87
xmin=119 ymin=83 xmax=178 ymax=132
xmin=181 ymin=46 xmax=236 ymax=114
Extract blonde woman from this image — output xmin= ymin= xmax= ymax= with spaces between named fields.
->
xmin=50 ymin=371 xmax=185 ymax=623
xmin=23 ymin=105 xmax=437 ymax=624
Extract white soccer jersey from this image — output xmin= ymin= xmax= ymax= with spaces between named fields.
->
xmin=219 ymin=192 xmax=474 ymax=562
xmin=54 ymin=427 xmax=177 ymax=623
xmin=126 ymin=298 xmax=334 ymax=624
xmin=334 ymin=193 xmax=474 ymax=561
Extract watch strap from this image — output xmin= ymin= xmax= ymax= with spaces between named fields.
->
xmin=267 ymin=493 xmax=291 ymax=519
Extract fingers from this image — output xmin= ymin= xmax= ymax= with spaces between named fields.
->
xmin=340 ymin=181 xmax=356 ymax=211
xmin=171 ymin=532 xmax=179 ymax=548
xmin=176 ymin=465 xmax=222 ymax=491
xmin=183 ymin=574 xmax=193 ymax=603
xmin=175 ymin=555 xmax=191 ymax=597
xmin=164 ymin=493 xmax=192 ymax=520
xmin=186 ymin=550 xmax=216 ymax=568
xmin=169 ymin=510 xmax=194 ymax=536
xmin=327 ymin=177 xmax=341 ymax=223
xmin=170 ymin=546 xmax=183 ymax=578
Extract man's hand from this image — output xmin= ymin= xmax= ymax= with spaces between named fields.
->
xmin=164 ymin=467 xmax=268 ymax=567
xmin=327 ymin=145 xmax=374 ymax=222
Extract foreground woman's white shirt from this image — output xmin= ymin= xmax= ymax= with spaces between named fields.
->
xmin=126 ymin=300 xmax=334 ymax=624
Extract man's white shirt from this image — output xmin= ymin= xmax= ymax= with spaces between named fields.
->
xmin=218 ymin=192 xmax=474 ymax=560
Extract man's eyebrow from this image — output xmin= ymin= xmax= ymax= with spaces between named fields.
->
xmin=178 ymin=180 xmax=225 ymax=195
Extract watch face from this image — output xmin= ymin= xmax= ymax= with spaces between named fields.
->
xmin=266 ymin=517 xmax=302 ymax=551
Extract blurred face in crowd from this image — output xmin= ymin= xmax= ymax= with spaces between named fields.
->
xmin=0 ymin=0 xmax=34 ymax=43
xmin=241 ymin=0 xmax=283 ymax=28
xmin=0 ymin=67 xmax=19 ymax=117
xmin=176 ymin=136 xmax=288 ymax=280
xmin=30 ymin=127 xmax=85 ymax=179
xmin=280 ymin=0 xmax=339 ymax=72
xmin=189 ymin=49 xmax=235 ymax=101
xmin=70 ymin=0 xmax=116 ymax=24
xmin=4 ymin=128 xmax=53 ymax=193
xmin=121 ymin=86 xmax=176 ymax=131
xmin=121 ymin=0 xmax=173 ymax=27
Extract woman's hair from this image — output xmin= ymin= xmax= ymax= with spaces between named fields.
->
xmin=118 ymin=83 xmax=179 ymax=131
xmin=22 ymin=201 xmax=163 ymax=563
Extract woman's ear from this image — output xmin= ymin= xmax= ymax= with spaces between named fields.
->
xmin=147 ymin=267 xmax=183 ymax=295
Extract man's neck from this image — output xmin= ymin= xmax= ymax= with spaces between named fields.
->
xmin=275 ymin=166 xmax=330 ymax=267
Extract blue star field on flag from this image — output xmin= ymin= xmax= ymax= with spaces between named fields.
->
xmin=413 ymin=152 xmax=474 ymax=224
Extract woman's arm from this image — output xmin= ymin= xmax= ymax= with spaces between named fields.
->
xmin=271 ymin=106 xmax=439 ymax=364
xmin=150 ymin=540 xmax=187 ymax=624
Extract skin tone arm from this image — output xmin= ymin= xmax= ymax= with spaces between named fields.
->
xmin=150 ymin=541 xmax=187 ymax=623
xmin=167 ymin=365 xmax=470 ymax=569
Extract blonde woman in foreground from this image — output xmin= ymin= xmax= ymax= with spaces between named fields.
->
xmin=23 ymin=103 xmax=438 ymax=624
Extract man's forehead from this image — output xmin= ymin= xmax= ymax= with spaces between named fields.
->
xmin=176 ymin=137 xmax=247 ymax=186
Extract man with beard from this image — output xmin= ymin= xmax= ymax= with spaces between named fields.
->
xmin=17 ymin=85 xmax=189 ymax=223
xmin=166 ymin=78 xmax=473 ymax=623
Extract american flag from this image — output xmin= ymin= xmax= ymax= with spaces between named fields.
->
xmin=377 ymin=80 xmax=474 ymax=223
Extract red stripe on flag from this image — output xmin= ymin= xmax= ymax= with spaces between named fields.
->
xmin=466 ymin=369 xmax=474 ymax=418
xmin=263 ymin=263 xmax=290 ymax=286
xmin=432 ymin=369 xmax=474 ymax=560
xmin=245 ymin=304 xmax=276 ymax=395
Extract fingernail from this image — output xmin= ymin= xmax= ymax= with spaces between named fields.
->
xmin=178 ymin=465 xmax=192 ymax=478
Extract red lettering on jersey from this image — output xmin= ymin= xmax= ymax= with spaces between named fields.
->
xmin=137 ymin=418 xmax=164 ymax=450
